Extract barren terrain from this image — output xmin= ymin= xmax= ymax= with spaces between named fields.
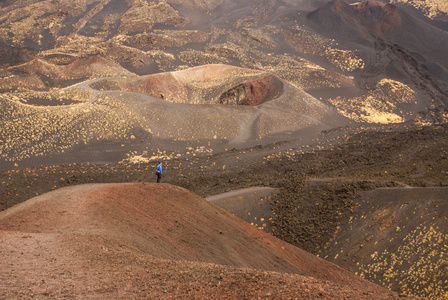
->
xmin=1 ymin=183 xmax=408 ymax=299
xmin=1 ymin=0 xmax=448 ymax=298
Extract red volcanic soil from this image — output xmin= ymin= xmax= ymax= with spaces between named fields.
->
xmin=0 ymin=183 xmax=408 ymax=299
xmin=90 ymin=64 xmax=283 ymax=106
xmin=217 ymin=74 xmax=283 ymax=106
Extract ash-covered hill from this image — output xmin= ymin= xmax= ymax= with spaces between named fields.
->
xmin=307 ymin=0 xmax=448 ymax=117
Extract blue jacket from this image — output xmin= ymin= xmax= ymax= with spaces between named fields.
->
xmin=157 ymin=164 xmax=162 ymax=174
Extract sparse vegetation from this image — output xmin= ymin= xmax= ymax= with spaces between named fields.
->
xmin=1 ymin=0 xmax=447 ymax=298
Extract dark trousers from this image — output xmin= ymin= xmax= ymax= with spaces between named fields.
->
xmin=156 ymin=172 xmax=162 ymax=183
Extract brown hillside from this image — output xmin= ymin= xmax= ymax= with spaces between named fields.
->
xmin=0 ymin=183 xmax=405 ymax=298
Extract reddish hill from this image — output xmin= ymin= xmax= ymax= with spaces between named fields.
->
xmin=90 ymin=64 xmax=283 ymax=105
xmin=0 ymin=183 xmax=406 ymax=298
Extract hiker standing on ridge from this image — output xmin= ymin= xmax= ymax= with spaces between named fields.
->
xmin=156 ymin=161 xmax=162 ymax=183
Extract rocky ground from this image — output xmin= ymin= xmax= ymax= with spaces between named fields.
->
xmin=1 ymin=121 xmax=447 ymax=298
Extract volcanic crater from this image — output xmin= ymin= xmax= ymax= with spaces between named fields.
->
xmin=89 ymin=64 xmax=284 ymax=106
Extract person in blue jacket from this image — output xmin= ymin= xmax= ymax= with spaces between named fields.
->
xmin=156 ymin=161 xmax=162 ymax=183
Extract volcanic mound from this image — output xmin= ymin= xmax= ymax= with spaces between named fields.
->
xmin=307 ymin=0 xmax=402 ymax=42
xmin=0 ymin=182 xmax=404 ymax=298
xmin=308 ymin=0 xmax=448 ymax=69
xmin=90 ymin=64 xmax=283 ymax=106
xmin=0 ymin=64 xmax=348 ymax=170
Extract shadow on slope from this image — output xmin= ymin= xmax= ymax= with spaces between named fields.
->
xmin=206 ymin=186 xmax=278 ymax=233
xmin=321 ymin=187 xmax=448 ymax=299
xmin=0 ymin=40 xmax=37 ymax=67
xmin=307 ymin=0 xmax=448 ymax=120
xmin=308 ymin=0 xmax=448 ymax=62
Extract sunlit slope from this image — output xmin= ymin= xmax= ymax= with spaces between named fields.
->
xmin=0 ymin=64 xmax=347 ymax=169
